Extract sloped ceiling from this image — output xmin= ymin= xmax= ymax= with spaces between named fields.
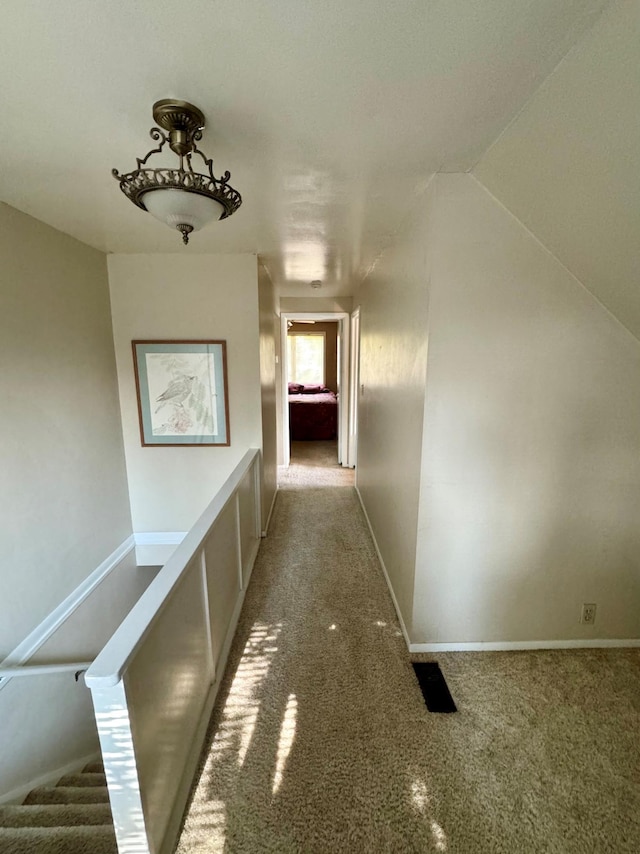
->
xmin=474 ymin=0 xmax=640 ymax=340
xmin=0 ymin=0 xmax=610 ymax=297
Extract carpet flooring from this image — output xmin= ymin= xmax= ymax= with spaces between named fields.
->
xmin=176 ymin=440 xmax=640 ymax=853
xmin=0 ymin=762 xmax=116 ymax=854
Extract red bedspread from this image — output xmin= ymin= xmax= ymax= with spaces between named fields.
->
xmin=288 ymin=391 xmax=338 ymax=440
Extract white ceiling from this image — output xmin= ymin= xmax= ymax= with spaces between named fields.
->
xmin=475 ymin=0 xmax=640 ymax=341
xmin=0 ymin=0 xmax=609 ymax=297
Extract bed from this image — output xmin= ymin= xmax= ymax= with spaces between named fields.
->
xmin=288 ymin=383 xmax=338 ymax=440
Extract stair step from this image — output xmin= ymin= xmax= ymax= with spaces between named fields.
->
xmin=56 ymin=773 xmax=106 ymax=788
xmin=24 ymin=786 xmax=110 ymax=805
xmin=82 ymin=761 xmax=104 ymax=775
xmin=0 ymin=803 xmax=112 ymax=828
xmin=0 ymin=824 xmax=117 ymax=854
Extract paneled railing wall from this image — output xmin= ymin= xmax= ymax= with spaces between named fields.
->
xmin=86 ymin=448 xmax=262 ymax=854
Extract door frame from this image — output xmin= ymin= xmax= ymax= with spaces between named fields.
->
xmin=347 ymin=307 xmax=360 ymax=469
xmin=280 ymin=311 xmax=350 ymax=467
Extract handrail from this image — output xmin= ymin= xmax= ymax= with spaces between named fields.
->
xmin=0 ymin=662 xmax=92 ymax=680
xmin=85 ymin=448 xmax=260 ymax=689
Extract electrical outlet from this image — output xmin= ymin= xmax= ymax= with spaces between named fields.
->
xmin=581 ymin=603 xmax=597 ymax=625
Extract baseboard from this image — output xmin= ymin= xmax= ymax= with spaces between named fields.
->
xmin=134 ymin=532 xmax=187 ymax=567
xmin=354 ymin=486 xmax=411 ymax=650
xmin=262 ymin=487 xmax=279 ymax=537
xmin=0 ymin=536 xmax=136 ymax=692
xmin=409 ymin=639 xmax=640 ymax=653
xmin=159 ymin=530 xmax=259 ymax=854
xmin=351 ymin=491 xmax=640 ymax=656
xmin=0 ymin=751 xmax=100 ymax=805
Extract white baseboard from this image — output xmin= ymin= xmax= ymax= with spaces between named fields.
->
xmin=134 ymin=532 xmax=187 ymax=568
xmin=353 ymin=490 xmax=640 ymax=656
xmin=410 ymin=638 xmax=640 ymax=653
xmin=355 ymin=486 xmax=411 ymax=650
xmin=0 ymin=751 xmax=100 ymax=805
xmin=262 ymin=487 xmax=279 ymax=537
xmin=0 ymin=536 xmax=136 ymax=691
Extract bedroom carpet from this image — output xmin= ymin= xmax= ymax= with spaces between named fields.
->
xmin=176 ymin=441 xmax=640 ymax=854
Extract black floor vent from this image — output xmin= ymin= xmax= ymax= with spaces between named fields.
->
xmin=412 ymin=662 xmax=457 ymax=713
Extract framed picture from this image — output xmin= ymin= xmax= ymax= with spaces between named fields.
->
xmin=132 ymin=340 xmax=230 ymax=446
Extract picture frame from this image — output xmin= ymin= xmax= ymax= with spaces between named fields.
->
xmin=132 ymin=340 xmax=230 ymax=446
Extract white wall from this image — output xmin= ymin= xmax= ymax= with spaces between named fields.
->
xmin=108 ymin=254 xmax=263 ymax=532
xmin=413 ymin=174 xmax=640 ymax=643
xmin=279 ymin=296 xmax=353 ymax=314
xmin=0 ymin=202 xmax=133 ymax=797
xmin=354 ymin=181 xmax=436 ymax=634
xmin=258 ymin=263 xmax=278 ymax=527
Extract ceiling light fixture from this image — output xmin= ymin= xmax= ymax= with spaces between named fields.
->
xmin=112 ymin=99 xmax=242 ymax=244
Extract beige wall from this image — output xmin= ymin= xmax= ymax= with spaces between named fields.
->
xmin=108 ymin=254 xmax=263 ymax=532
xmin=0 ymin=202 xmax=132 ymax=798
xmin=258 ymin=263 xmax=278 ymax=527
xmin=0 ymin=203 xmax=132 ymax=653
xmin=413 ymin=174 xmax=640 ymax=643
xmin=354 ymin=181 xmax=436 ymax=634
xmin=288 ymin=321 xmax=339 ymax=391
xmin=355 ymin=172 xmax=640 ymax=646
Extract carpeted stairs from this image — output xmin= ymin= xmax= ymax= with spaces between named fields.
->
xmin=0 ymin=761 xmax=116 ymax=854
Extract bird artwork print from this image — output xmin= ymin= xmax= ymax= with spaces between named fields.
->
xmin=144 ymin=349 xmax=218 ymax=438
xmin=154 ymin=374 xmax=196 ymax=413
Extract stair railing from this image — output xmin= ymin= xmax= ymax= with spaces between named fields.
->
xmin=85 ymin=448 xmax=263 ymax=854
xmin=0 ymin=663 xmax=92 ymax=683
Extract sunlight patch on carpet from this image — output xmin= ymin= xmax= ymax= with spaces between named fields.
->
xmin=208 ymin=621 xmax=283 ymax=770
xmin=411 ymin=778 xmax=448 ymax=851
xmin=272 ymin=693 xmax=298 ymax=795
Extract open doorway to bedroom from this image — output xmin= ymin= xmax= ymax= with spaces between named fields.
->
xmin=280 ymin=311 xmax=354 ymax=471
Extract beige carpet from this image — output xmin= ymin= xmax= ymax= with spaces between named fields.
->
xmin=177 ymin=441 xmax=640 ymax=853
xmin=0 ymin=762 xmax=116 ymax=854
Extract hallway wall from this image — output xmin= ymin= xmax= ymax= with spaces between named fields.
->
xmin=258 ymin=262 xmax=278 ymax=528
xmin=354 ymin=181 xmax=436 ymax=635
xmin=108 ymin=254 xmax=263 ymax=532
xmin=412 ymin=174 xmax=640 ymax=644
xmin=355 ymin=173 xmax=640 ymax=646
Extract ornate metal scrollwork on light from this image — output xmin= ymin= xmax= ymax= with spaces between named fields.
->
xmin=113 ymin=99 xmax=242 ymax=244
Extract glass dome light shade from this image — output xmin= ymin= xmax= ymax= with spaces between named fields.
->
xmin=141 ymin=188 xmax=225 ymax=233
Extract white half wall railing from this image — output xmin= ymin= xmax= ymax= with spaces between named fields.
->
xmin=85 ymin=448 xmax=263 ymax=854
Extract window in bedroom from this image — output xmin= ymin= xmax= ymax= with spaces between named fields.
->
xmin=288 ymin=332 xmax=325 ymax=386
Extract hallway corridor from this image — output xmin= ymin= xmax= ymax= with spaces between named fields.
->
xmin=175 ymin=444 xmax=640 ymax=854
xmin=176 ymin=442 xmax=448 ymax=852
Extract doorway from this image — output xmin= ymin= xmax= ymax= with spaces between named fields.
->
xmin=280 ymin=312 xmax=351 ymax=468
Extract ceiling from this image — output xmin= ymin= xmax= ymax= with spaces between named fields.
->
xmin=475 ymin=0 xmax=640 ymax=341
xmin=0 ymin=0 xmax=609 ymax=297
